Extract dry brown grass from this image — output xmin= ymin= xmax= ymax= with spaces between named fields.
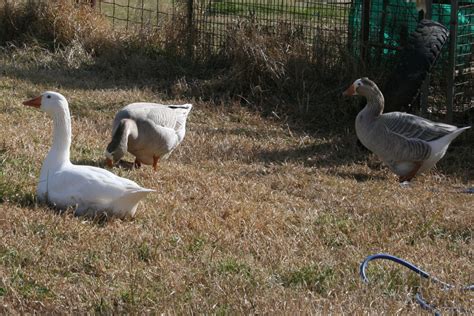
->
xmin=0 ymin=0 xmax=193 ymax=83
xmin=0 ymin=1 xmax=111 ymax=52
xmin=1 ymin=45 xmax=473 ymax=314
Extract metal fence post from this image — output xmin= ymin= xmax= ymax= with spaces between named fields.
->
xmin=376 ymin=0 xmax=389 ymax=66
xmin=126 ymin=0 xmax=130 ymax=31
xmin=361 ymin=0 xmax=371 ymax=66
xmin=420 ymin=0 xmax=432 ymax=115
xmin=446 ymin=0 xmax=458 ymax=122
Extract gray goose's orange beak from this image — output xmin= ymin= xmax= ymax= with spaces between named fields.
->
xmin=105 ymin=158 xmax=114 ymax=168
xmin=23 ymin=95 xmax=42 ymax=108
xmin=342 ymin=84 xmax=356 ymax=96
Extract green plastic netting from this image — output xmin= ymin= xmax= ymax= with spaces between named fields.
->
xmin=348 ymin=0 xmax=472 ymax=58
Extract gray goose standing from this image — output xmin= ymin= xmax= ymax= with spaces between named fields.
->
xmin=105 ymin=102 xmax=192 ymax=171
xmin=343 ymin=78 xmax=470 ymax=182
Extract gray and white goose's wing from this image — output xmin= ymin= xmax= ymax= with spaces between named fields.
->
xmin=119 ymin=103 xmax=192 ymax=131
xmin=378 ymin=112 xmax=458 ymax=141
xmin=146 ymin=105 xmax=192 ymax=131
xmin=374 ymin=123 xmax=432 ymax=163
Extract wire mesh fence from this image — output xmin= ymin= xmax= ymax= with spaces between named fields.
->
xmin=94 ymin=0 xmax=353 ymax=53
xmin=95 ymin=0 xmax=178 ymax=31
xmin=7 ymin=0 xmax=473 ymax=119
xmin=195 ymin=0 xmax=351 ymax=47
xmin=90 ymin=0 xmax=472 ymax=119
xmin=95 ymin=0 xmax=168 ymax=29
xmin=454 ymin=2 xmax=473 ymax=116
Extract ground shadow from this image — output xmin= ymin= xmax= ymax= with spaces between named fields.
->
xmin=41 ymin=204 xmax=115 ymax=227
xmin=197 ymin=126 xmax=291 ymax=141
xmin=330 ymin=171 xmax=388 ymax=182
xmin=3 ymin=52 xmax=472 ymax=180
xmin=71 ymin=158 xmax=139 ymax=170
xmin=0 ymin=190 xmax=36 ymax=208
xmin=2 ymin=53 xmax=193 ymax=96
xmin=255 ymin=115 xmax=473 ymax=181
xmin=71 ymin=158 xmax=105 ymax=168
xmin=255 ymin=131 xmax=371 ymax=169
xmin=0 ymin=189 xmax=117 ymax=228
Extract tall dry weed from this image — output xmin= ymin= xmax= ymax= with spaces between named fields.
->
xmin=92 ymin=18 xmax=192 ymax=81
xmin=222 ymin=21 xmax=305 ymax=97
xmin=0 ymin=0 xmax=192 ymax=79
xmin=0 ymin=0 xmax=112 ymax=53
xmin=202 ymin=20 xmax=359 ymax=124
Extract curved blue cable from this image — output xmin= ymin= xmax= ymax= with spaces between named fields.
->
xmin=415 ymin=293 xmax=441 ymax=316
xmin=359 ymin=253 xmax=473 ymax=315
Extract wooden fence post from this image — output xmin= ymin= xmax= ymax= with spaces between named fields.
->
xmin=186 ymin=0 xmax=194 ymax=58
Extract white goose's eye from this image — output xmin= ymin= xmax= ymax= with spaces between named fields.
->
xmin=47 ymin=95 xmax=51 ymax=99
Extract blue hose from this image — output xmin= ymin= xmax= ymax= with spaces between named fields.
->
xmin=359 ymin=253 xmax=473 ymax=315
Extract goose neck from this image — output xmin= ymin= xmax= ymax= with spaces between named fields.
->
xmin=48 ymin=108 xmax=72 ymax=164
xmin=125 ymin=120 xmax=138 ymax=140
xmin=364 ymin=88 xmax=384 ymax=117
xmin=110 ymin=119 xmax=138 ymax=155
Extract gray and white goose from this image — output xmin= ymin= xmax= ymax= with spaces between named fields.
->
xmin=105 ymin=102 xmax=192 ymax=171
xmin=343 ymin=77 xmax=470 ymax=182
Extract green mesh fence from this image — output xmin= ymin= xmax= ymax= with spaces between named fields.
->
xmin=348 ymin=0 xmax=473 ymax=113
xmin=455 ymin=2 xmax=473 ymax=112
xmin=349 ymin=0 xmax=472 ymax=57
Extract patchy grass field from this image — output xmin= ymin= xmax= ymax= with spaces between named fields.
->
xmin=0 ymin=48 xmax=473 ymax=314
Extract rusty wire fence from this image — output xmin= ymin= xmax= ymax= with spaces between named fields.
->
xmin=96 ymin=0 xmax=174 ymax=29
xmin=34 ymin=0 xmax=474 ymax=120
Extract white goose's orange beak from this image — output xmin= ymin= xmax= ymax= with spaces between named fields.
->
xmin=23 ymin=95 xmax=42 ymax=108
xmin=342 ymin=84 xmax=356 ymax=96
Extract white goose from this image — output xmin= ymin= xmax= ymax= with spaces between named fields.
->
xmin=23 ymin=92 xmax=154 ymax=218
xmin=105 ymin=102 xmax=192 ymax=171
xmin=343 ymin=78 xmax=470 ymax=182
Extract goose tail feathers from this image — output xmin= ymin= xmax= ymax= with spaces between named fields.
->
xmin=444 ymin=126 xmax=470 ymax=143
xmin=112 ymin=188 xmax=155 ymax=218
xmin=169 ymin=103 xmax=192 ymax=113
xmin=429 ymin=126 xmax=470 ymax=156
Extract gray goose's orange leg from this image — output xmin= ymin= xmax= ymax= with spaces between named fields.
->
xmin=153 ymin=155 xmax=160 ymax=171
xmin=399 ymin=162 xmax=422 ymax=183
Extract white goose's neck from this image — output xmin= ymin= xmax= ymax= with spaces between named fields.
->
xmin=46 ymin=107 xmax=72 ymax=165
